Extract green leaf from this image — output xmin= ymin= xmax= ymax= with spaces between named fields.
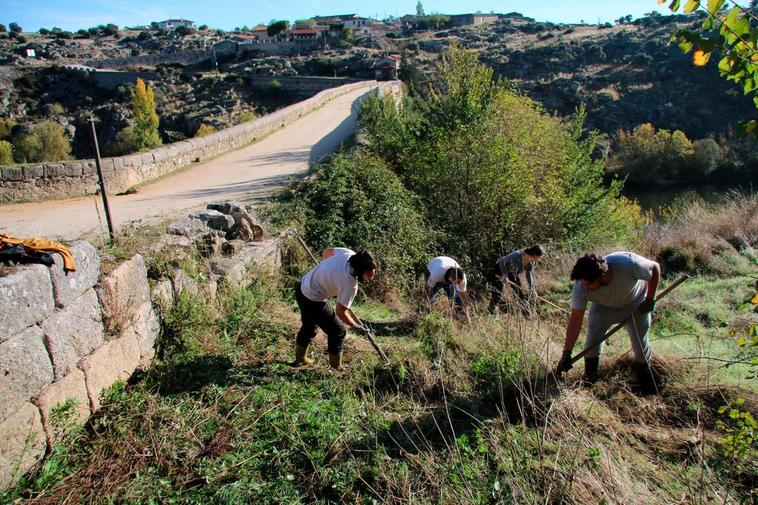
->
xmin=684 ymin=0 xmax=700 ymax=13
xmin=707 ymin=0 xmax=725 ymax=15
xmin=723 ymin=7 xmax=750 ymax=41
xmin=669 ymin=0 xmax=682 ymax=11
xmin=679 ymin=40 xmax=695 ymax=52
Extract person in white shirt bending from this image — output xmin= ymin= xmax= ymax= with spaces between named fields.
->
xmin=424 ymin=256 xmax=471 ymax=323
xmin=293 ymin=247 xmax=376 ymax=370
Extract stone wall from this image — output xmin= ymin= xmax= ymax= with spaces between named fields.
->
xmin=0 ymin=80 xmax=383 ymax=203
xmin=87 ymin=48 xmax=212 ymax=70
xmin=90 ymin=70 xmax=161 ymax=90
xmin=248 ymin=76 xmax=364 ymax=96
xmin=0 ymin=244 xmax=157 ymax=489
xmin=0 ymin=231 xmax=282 ymax=489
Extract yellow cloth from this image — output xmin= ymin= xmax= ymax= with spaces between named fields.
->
xmin=0 ymin=233 xmax=77 ymax=271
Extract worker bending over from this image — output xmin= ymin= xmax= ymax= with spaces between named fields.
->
xmin=489 ymin=244 xmax=544 ymax=314
xmin=293 ymin=247 xmax=376 ymax=370
xmin=424 ymin=256 xmax=471 ymax=323
xmin=557 ymin=252 xmax=660 ymax=392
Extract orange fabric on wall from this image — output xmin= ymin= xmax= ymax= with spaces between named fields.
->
xmin=0 ymin=233 xmax=77 ymax=271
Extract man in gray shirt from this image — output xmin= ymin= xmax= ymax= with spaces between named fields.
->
xmin=556 ymin=252 xmax=660 ymax=392
xmin=489 ymin=244 xmax=544 ymax=314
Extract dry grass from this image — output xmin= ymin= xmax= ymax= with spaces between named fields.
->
xmin=644 ymin=193 xmax=758 ymax=274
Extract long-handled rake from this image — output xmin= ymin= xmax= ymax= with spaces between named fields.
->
xmin=294 ymin=234 xmax=390 ymax=365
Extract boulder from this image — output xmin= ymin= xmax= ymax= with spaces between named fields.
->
xmin=210 ymin=238 xmax=280 ymax=286
xmin=171 ymin=268 xmax=199 ymax=296
xmin=0 ymin=325 xmax=54 ymax=422
xmin=222 ymin=239 xmax=246 ymax=256
xmin=151 ymin=279 xmax=174 ymax=308
xmin=49 ymin=241 xmax=100 ymax=308
xmin=40 ymin=289 xmax=105 ymax=379
xmin=230 ymin=212 xmax=264 ymax=241
xmin=196 ymin=231 xmax=224 ymax=258
xmin=0 ymin=402 xmax=46 ymax=489
xmin=167 ymin=217 xmax=212 ymax=238
xmin=95 ymin=254 xmax=150 ymax=335
xmin=0 ymin=265 xmax=55 ymax=341
xmin=191 ymin=209 xmax=235 ymax=232
xmin=207 ymin=200 xmax=247 ymax=215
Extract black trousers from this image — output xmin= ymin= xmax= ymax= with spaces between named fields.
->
xmin=295 ymin=283 xmax=346 ymax=354
xmin=488 ymin=264 xmax=526 ymax=311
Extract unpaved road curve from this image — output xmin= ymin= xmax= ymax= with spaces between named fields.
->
xmin=0 ymin=82 xmax=382 ymax=241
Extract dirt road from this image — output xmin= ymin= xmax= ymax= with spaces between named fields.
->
xmin=0 ymin=83 xmax=381 ymax=241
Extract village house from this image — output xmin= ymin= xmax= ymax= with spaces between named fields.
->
xmin=252 ymin=25 xmax=272 ymax=42
xmin=448 ymin=13 xmax=499 ymax=26
xmin=374 ymin=55 xmax=400 ymax=81
xmin=157 ymin=19 xmax=197 ymax=30
xmin=343 ymin=17 xmax=373 ymax=32
xmin=291 ymin=28 xmax=317 ymax=40
xmin=312 ymin=14 xmax=356 ymax=26
xmin=231 ymin=34 xmax=255 ymax=45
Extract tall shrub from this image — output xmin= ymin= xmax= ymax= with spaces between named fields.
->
xmin=0 ymin=140 xmax=12 ymax=164
xmin=131 ymin=78 xmax=161 ymax=151
xmin=293 ymin=151 xmax=433 ymax=295
xmin=360 ymin=45 xmax=642 ymax=272
xmin=13 ymin=122 xmax=71 ymax=163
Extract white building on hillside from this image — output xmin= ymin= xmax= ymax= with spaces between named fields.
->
xmin=157 ymin=19 xmax=197 ymax=30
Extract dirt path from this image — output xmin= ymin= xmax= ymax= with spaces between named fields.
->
xmin=0 ymin=83 xmax=381 ymax=241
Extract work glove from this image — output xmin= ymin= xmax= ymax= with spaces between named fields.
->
xmin=637 ymin=298 xmax=656 ymax=314
xmin=556 ymin=349 xmax=573 ymax=373
xmin=354 ymin=324 xmax=371 ymax=335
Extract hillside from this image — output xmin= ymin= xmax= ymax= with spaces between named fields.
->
xmin=1 ymin=12 xmax=755 ymax=151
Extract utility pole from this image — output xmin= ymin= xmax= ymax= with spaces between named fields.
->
xmin=87 ymin=118 xmax=115 ymax=241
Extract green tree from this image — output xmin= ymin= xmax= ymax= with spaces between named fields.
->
xmin=612 ymin=123 xmax=720 ymax=183
xmin=267 ymin=20 xmax=289 ymax=37
xmin=0 ymin=118 xmax=16 ymax=140
xmin=417 ymin=0 xmax=426 ymax=16
xmin=666 ymin=0 xmax=758 ymax=135
xmin=13 ymin=122 xmax=71 ymax=163
xmin=9 ymin=22 xmax=22 ymax=33
xmin=0 ymin=24 xmax=6 ymax=33
xmin=0 ymin=140 xmax=13 ymax=164
xmin=359 ymin=44 xmax=642 ymax=271
xmin=131 ymin=78 xmax=161 ymax=151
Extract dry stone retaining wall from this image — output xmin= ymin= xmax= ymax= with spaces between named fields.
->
xmin=0 ymin=226 xmax=283 ymax=489
xmin=0 ymin=81 xmax=382 ymax=203
xmin=0 ymin=243 xmax=158 ymax=489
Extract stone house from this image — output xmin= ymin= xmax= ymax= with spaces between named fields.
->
xmin=448 ymin=14 xmax=499 ymax=27
xmin=374 ymin=56 xmax=400 ymax=81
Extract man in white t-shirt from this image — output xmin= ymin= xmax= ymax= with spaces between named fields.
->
xmin=424 ymin=256 xmax=471 ymax=322
xmin=556 ymin=252 xmax=660 ymax=392
xmin=293 ymin=247 xmax=377 ymax=369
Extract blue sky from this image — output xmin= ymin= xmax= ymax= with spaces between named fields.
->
xmin=4 ymin=1 xmax=673 ymax=32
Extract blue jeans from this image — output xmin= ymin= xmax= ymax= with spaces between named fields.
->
xmin=424 ymin=268 xmax=463 ymax=308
